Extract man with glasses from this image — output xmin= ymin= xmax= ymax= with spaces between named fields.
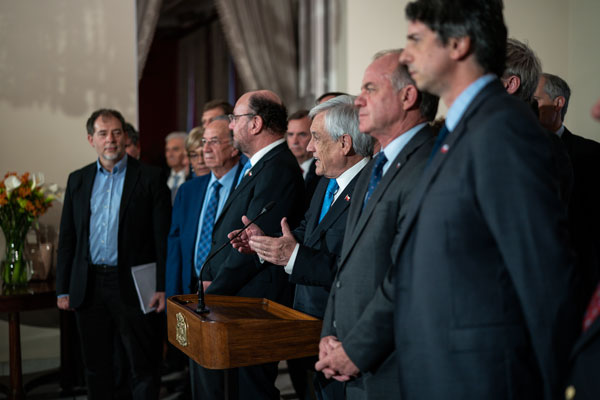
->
xmin=165 ymin=118 xmax=243 ymax=399
xmin=200 ymin=90 xmax=306 ymax=399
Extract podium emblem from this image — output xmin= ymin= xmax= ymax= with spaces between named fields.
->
xmin=175 ymin=312 xmax=189 ymax=347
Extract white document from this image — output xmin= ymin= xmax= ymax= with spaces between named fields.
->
xmin=131 ymin=262 xmax=157 ymax=314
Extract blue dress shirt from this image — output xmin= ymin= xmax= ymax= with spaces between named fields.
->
xmin=89 ymin=155 xmax=128 ymax=266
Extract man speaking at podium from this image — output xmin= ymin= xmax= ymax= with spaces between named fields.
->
xmin=201 ymin=90 xmax=306 ymax=399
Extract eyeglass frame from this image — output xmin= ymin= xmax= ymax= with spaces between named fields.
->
xmin=200 ymin=137 xmax=233 ymax=147
xmin=227 ymin=113 xmax=256 ymax=123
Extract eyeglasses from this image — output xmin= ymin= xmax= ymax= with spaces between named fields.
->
xmin=227 ymin=113 xmax=255 ymax=123
xmin=201 ymin=138 xmax=231 ymax=147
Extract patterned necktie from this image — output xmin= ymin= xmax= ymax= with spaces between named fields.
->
xmin=363 ymin=153 xmax=388 ymax=210
xmin=319 ymin=179 xmax=339 ymax=223
xmin=195 ymin=181 xmax=222 ymax=275
xmin=583 ymin=282 xmax=600 ymax=331
xmin=171 ymin=174 xmax=181 ymax=204
xmin=236 ymin=160 xmax=252 ymax=188
xmin=427 ymin=123 xmax=450 ymax=166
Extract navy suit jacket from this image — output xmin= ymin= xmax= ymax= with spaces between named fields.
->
xmin=565 ymin=316 xmax=600 ymax=400
xmin=204 ymin=142 xmax=305 ymax=304
xmin=290 ymin=171 xmax=361 ymax=319
xmin=165 ymin=162 xmax=243 ymax=298
xmin=392 ymin=80 xmax=579 ymax=400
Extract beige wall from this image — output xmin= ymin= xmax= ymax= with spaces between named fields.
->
xmin=0 ymin=0 xmax=138 ymax=195
xmin=342 ymin=0 xmax=600 ymax=141
xmin=0 ymin=0 xmax=137 ymax=366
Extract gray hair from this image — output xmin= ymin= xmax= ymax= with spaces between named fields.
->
xmin=503 ymin=38 xmax=542 ymax=104
xmin=165 ymin=131 xmax=188 ymax=143
xmin=541 ymin=73 xmax=571 ymax=120
xmin=309 ymin=95 xmax=374 ymax=157
xmin=372 ymin=48 xmax=440 ymax=122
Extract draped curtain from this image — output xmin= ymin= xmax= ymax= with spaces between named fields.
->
xmin=136 ymin=0 xmax=163 ymax=81
xmin=215 ymin=0 xmax=300 ymax=109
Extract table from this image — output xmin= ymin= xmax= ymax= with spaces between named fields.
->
xmin=0 ymin=281 xmax=56 ymax=400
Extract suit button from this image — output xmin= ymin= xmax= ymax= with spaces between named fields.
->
xmin=335 ymin=281 xmax=341 ymax=289
xmin=333 ymin=320 xmax=337 ymax=329
xmin=565 ymin=385 xmax=575 ymax=400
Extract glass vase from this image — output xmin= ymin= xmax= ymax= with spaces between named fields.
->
xmin=2 ymin=228 xmax=30 ymax=287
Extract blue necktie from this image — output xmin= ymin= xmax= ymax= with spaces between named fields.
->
xmin=427 ymin=124 xmax=450 ymax=166
xmin=195 ymin=181 xmax=222 ymax=274
xmin=236 ymin=160 xmax=252 ymax=188
xmin=319 ymin=179 xmax=339 ymax=223
xmin=363 ymin=153 xmax=387 ymax=209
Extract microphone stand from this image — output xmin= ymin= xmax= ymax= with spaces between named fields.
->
xmin=196 ymin=201 xmax=276 ymax=314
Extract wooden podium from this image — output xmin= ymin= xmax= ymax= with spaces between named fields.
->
xmin=166 ymin=294 xmax=322 ymax=369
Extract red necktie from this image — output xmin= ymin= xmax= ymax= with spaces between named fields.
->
xmin=582 ymin=282 xmax=600 ymax=331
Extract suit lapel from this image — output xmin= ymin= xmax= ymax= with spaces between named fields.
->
xmin=215 ymin=143 xmax=286 ymax=226
xmin=570 ymin=317 xmax=600 ymax=361
xmin=340 ymin=127 xmax=431 ymax=265
xmin=119 ymin=157 xmax=141 ymax=224
xmin=304 ymin=179 xmax=328 ymax=238
xmin=304 ymin=177 xmax=357 ymax=248
xmin=394 ymin=80 xmax=501 ymax=255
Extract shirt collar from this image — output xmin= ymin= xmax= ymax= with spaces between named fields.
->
xmin=381 ymin=122 xmax=427 ymax=175
xmin=335 ymin=158 xmax=369 ymax=196
xmin=555 ymin=124 xmax=565 ymax=137
xmin=96 ymin=154 xmax=128 ymax=175
xmin=445 ymin=74 xmax=496 ymax=132
xmin=208 ymin=162 xmax=239 ymax=188
xmin=249 ymin=138 xmax=286 ymax=167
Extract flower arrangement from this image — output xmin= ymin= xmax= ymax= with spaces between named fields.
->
xmin=0 ymin=172 xmax=60 ymax=286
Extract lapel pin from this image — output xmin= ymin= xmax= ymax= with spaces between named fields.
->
xmin=248 ymin=171 xmax=253 ymax=177
xmin=441 ymin=144 xmax=450 ymax=154
xmin=345 ymin=194 xmax=350 ymax=202
xmin=396 ymin=162 xmax=401 ymax=169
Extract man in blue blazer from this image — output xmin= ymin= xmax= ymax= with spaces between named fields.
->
xmin=165 ymin=119 xmax=242 ymax=299
xmin=391 ymin=1 xmax=579 ymax=399
xmin=165 ymin=119 xmax=242 ymax=399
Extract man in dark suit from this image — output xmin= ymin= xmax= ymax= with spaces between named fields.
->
xmin=565 ymin=283 xmax=600 ymax=400
xmin=286 ymin=109 xmax=321 ymax=207
xmin=502 ymin=38 xmax=573 ymax=206
xmin=56 ymin=108 xmax=171 ymax=399
xmin=393 ymin=1 xmax=579 ymax=398
xmin=314 ymin=50 xmax=438 ymax=399
xmin=535 ymin=72 xmax=600 ymax=313
xmin=165 ymin=119 xmax=242 ymax=399
xmin=236 ymin=95 xmax=373 ymax=399
xmin=201 ymin=90 xmax=306 ymax=399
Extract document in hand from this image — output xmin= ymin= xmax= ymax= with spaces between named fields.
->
xmin=131 ymin=263 xmax=157 ymax=314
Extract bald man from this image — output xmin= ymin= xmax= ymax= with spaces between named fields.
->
xmin=201 ymin=90 xmax=306 ymax=399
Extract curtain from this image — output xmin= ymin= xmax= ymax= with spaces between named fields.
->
xmin=215 ymin=0 xmax=300 ymax=109
xmin=136 ymin=0 xmax=163 ymax=81
xmin=298 ymin=0 xmax=341 ymax=106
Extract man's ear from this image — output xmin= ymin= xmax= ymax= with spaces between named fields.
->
xmin=249 ymin=115 xmax=264 ymax=135
xmin=503 ymin=75 xmax=521 ymax=95
xmin=87 ymin=134 xmax=94 ymax=146
xmin=339 ymin=134 xmax=353 ymax=156
xmin=554 ymin=95 xmax=566 ymax=112
xmin=402 ymin=85 xmax=419 ymax=111
xmin=449 ymin=36 xmax=471 ymax=61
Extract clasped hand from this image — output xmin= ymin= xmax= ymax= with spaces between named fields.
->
xmin=315 ymin=335 xmax=360 ymax=381
xmin=229 ymin=216 xmax=297 ymax=266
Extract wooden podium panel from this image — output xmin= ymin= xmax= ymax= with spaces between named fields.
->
xmin=167 ymin=294 xmax=322 ymax=369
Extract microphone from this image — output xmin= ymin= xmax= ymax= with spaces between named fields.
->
xmin=196 ymin=201 xmax=276 ymax=314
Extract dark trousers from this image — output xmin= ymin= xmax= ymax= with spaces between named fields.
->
xmin=75 ymin=268 xmax=162 ymax=400
xmin=190 ymin=361 xmax=279 ymax=399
